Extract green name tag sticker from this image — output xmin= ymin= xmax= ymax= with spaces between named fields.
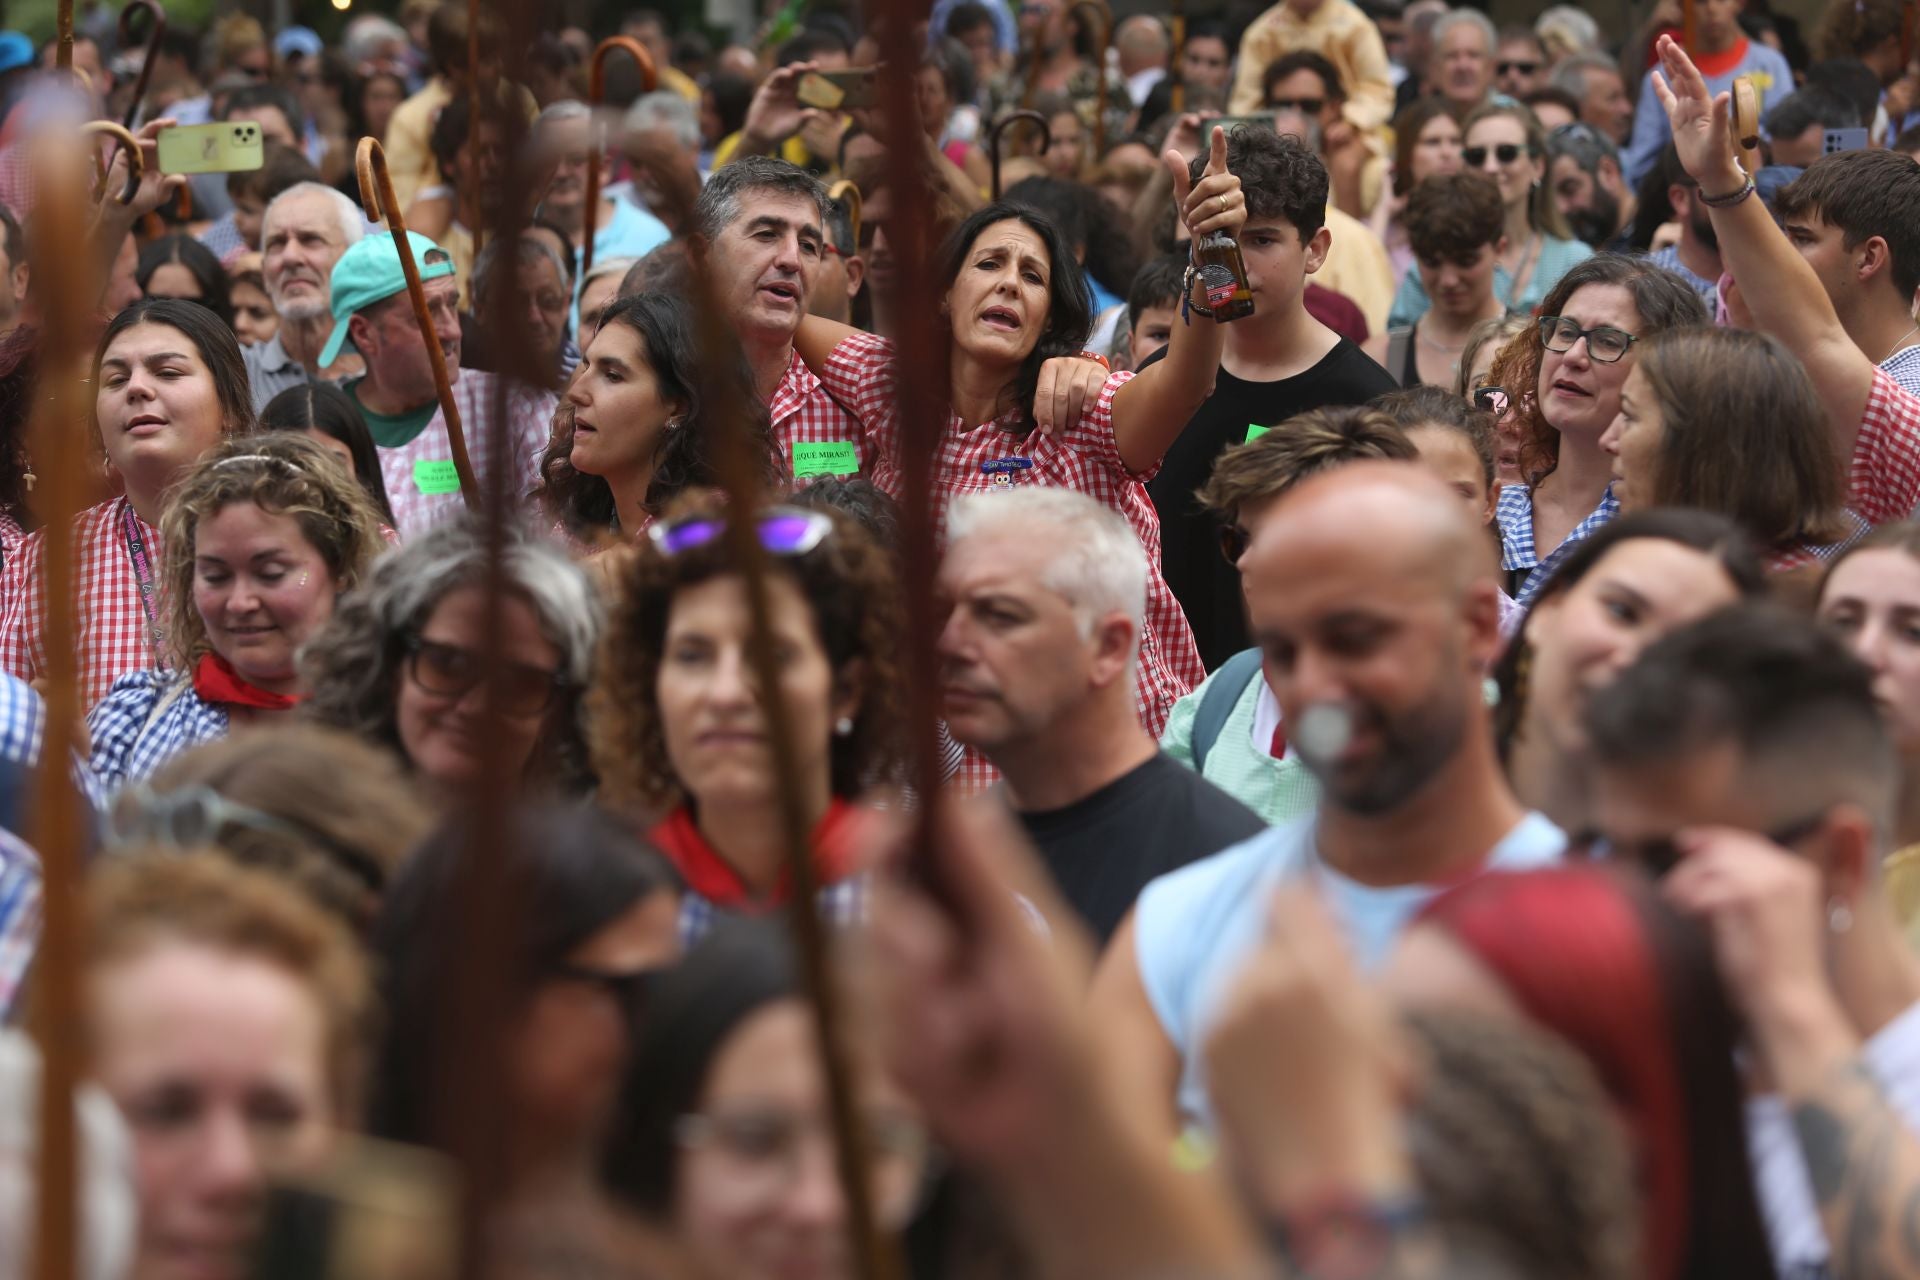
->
xmin=413 ymin=459 xmax=461 ymax=495
xmin=1245 ymin=424 xmax=1270 ymax=443
xmin=792 ymin=441 xmax=859 ymax=479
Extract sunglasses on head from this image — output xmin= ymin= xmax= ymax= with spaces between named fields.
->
xmin=647 ymin=506 xmax=835 ymax=559
xmin=1464 ymin=142 xmax=1529 ymax=167
xmin=1472 ymin=385 xmax=1511 ymax=415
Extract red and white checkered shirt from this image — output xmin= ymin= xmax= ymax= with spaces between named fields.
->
xmin=0 ymin=498 xmax=164 ymax=711
xmin=820 ymin=332 xmax=1206 ymax=795
xmin=378 ymin=370 xmax=557 ymax=540
xmin=0 ymin=511 xmax=23 ymax=577
xmin=1848 ymin=369 xmax=1920 ymax=526
xmin=769 ymin=348 xmax=864 ymax=480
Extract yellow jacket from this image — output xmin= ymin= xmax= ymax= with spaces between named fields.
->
xmin=1227 ymin=0 xmax=1395 ymax=131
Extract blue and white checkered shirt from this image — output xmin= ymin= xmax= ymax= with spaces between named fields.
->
xmin=85 ymin=671 xmax=230 ymax=797
xmin=677 ymin=875 xmax=872 ymax=951
xmin=0 ymin=828 xmax=40 ymax=1019
xmin=1499 ymin=483 xmax=1621 ymax=608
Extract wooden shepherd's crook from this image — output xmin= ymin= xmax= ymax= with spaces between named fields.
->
xmin=55 ymin=0 xmax=73 ymax=69
xmin=1071 ymin=0 xmax=1114 ymax=156
xmin=826 ymin=179 xmax=863 ymax=255
xmin=117 ymin=0 xmax=167 ymax=131
xmin=355 ymin=136 xmax=479 ymax=511
xmin=81 ymin=121 xmax=144 ymax=205
xmin=1169 ymin=0 xmax=1187 ymax=113
xmin=989 ymin=109 xmax=1051 ymax=199
xmin=1682 ymin=0 xmax=1697 ymax=54
xmin=580 ymin=37 xmax=658 ymax=281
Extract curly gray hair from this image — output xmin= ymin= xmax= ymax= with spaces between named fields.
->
xmin=299 ymin=516 xmax=603 ymax=792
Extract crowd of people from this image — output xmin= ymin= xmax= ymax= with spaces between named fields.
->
xmin=3 ymin=0 xmax=1920 ymax=1277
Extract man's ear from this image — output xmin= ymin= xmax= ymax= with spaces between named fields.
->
xmin=347 ymin=311 xmax=376 ymax=357
xmin=1668 ymin=184 xmax=1691 ymax=219
xmin=1088 ymin=613 xmax=1138 ymax=689
xmin=1304 ymin=224 xmax=1332 ymax=275
xmin=1856 ymin=235 xmax=1892 ymax=287
xmin=843 ymin=253 xmax=866 ymax=299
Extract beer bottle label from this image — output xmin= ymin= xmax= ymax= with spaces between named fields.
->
xmin=1199 ymin=262 xmax=1239 ymax=309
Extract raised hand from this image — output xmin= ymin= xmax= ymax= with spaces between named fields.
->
xmin=742 ymin=60 xmax=818 ymax=153
xmin=1649 ymin=34 xmax=1742 ymax=190
xmin=1169 ymin=125 xmax=1246 ymax=244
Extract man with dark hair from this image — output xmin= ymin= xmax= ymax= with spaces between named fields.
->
xmin=1762 ymin=86 xmax=1862 ymax=167
xmin=0 ymin=207 xmax=27 ymax=336
xmin=1582 ymin=608 xmax=1920 ymax=1280
xmin=1493 ymin=25 xmax=1548 ymax=97
xmin=1647 ymin=143 xmax=1724 ymax=306
xmin=1547 ymin=121 xmax=1638 ymax=250
xmin=1367 ymin=171 xmax=1508 ymax=386
xmin=807 ymin=195 xmax=866 ymax=325
xmin=1772 ymin=149 xmax=1920 ymax=396
xmin=1228 ymin=0 xmax=1395 ymax=129
xmin=1092 ymin=462 xmax=1563 ymax=1136
xmin=1262 ymin=50 xmax=1385 ymax=217
xmin=1522 ymin=85 xmax=1582 ymax=132
xmin=1144 ymin=127 xmax=1399 ymax=670
xmin=1178 ymin=20 xmax=1234 ymax=96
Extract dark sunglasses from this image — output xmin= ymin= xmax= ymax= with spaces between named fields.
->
xmin=1268 ymin=97 xmax=1326 ymax=115
xmin=1218 ymin=522 xmax=1252 ymax=565
xmin=648 ymin=505 xmax=835 ymax=558
xmin=1464 ymin=142 xmax=1529 ymax=167
xmin=1496 ymin=60 xmax=1540 ymax=75
xmin=404 ymin=635 xmax=568 ymax=718
xmin=1573 ymin=810 xmax=1830 ymax=878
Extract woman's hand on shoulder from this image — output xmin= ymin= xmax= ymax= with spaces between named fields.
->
xmin=1033 ymin=354 xmax=1113 ymax=436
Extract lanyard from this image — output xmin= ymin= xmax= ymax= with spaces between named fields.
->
xmin=121 ymin=503 xmax=164 ymax=659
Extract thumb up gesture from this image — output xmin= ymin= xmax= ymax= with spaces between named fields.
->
xmin=1168 ymin=125 xmax=1246 ymax=244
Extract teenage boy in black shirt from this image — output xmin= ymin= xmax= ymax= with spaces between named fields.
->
xmin=1143 ymin=126 xmax=1398 ymax=669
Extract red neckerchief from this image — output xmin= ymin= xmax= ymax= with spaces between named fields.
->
xmin=1693 ymin=37 xmax=1750 ymax=77
xmin=192 ymin=652 xmax=303 ymax=711
xmin=649 ymin=799 xmax=867 ymax=910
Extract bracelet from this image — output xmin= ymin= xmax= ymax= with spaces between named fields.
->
xmin=1269 ymin=1192 xmax=1427 ymax=1280
xmin=1075 ymin=349 xmax=1111 ymax=371
xmin=1179 ymin=263 xmax=1217 ymax=325
xmin=1698 ymin=172 xmax=1756 ymax=208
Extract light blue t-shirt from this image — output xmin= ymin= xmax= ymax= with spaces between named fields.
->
xmin=1387 ymin=235 xmax=1593 ymax=329
xmin=1134 ymin=810 xmax=1566 ymax=1130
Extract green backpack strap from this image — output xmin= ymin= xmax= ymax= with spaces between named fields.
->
xmin=1192 ymin=648 xmax=1265 ymax=772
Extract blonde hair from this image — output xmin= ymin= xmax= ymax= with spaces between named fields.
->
xmin=158 ymin=431 xmax=388 ymax=672
xmin=88 ymin=852 xmax=374 ymax=1116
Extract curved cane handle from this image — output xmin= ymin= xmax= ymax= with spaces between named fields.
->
xmin=581 ymin=36 xmax=661 ymax=279
xmin=988 ymin=109 xmax=1051 ymax=199
xmin=1730 ymin=76 xmax=1761 ymax=174
xmin=827 ymin=180 xmax=863 ymax=256
xmin=81 ymin=121 xmax=144 ymax=205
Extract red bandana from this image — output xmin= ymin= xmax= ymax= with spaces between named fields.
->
xmin=649 ymin=799 xmax=869 ymax=910
xmin=192 ymin=652 xmax=303 ymax=711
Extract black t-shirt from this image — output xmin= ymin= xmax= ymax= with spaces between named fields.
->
xmin=1143 ymin=339 xmax=1399 ymax=669
xmin=1013 ymin=753 xmax=1268 ymax=945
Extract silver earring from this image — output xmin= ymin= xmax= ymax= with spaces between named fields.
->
xmin=665 ymin=416 xmax=684 ymax=432
xmin=1829 ymin=900 xmax=1854 ymax=934
xmin=835 ymin=716 xmax=854 ymax=737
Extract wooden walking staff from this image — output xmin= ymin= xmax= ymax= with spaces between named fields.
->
xmin=1682 ymin=0 xmax=1697 ymax=54
xmin=1072 ymin=0 xmax=1114 ymax=155
xmin=354 ymin=137 xmax=479 ymax=511
xmin=117 ymin=0 xmax=166 ymax=130
xmin=27 ymin=131 xmax=109 ymax=1280
xmin=579 ymin=36 xmax=658 ymax=281
xmin=81 ymin=121 xmax=144 ymax=205
xmin=989 ymin=109 xmax=1051 ymax=198
xmin=1169 ymin=0 xmax=1186 ymax=112
xmin=55 ymin=0 xmax=73 ymax=69
xmin=613 ymin=122 xmax=898 ymax=1280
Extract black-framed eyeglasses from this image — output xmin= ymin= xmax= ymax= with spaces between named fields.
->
xmin=1496 ymin=60 xmax=1540 ymax=75
xmin=1572 ymin=810 xmax=1830 ymax=878
xmin=1219 ymin=522 xmax=1252 ymax=565
xmin=403 ymin=635 xmax=568 ymax=718
xmin=1538 ymin=315 xmax=1638 ymax=364
xmin=1472 ymin=385 xmax=1511 ymax=415
xmin=1268 ymin=97 xmax=1326 ymax=115
xmin=1464 ymin=142 xmax=1529 ymax=167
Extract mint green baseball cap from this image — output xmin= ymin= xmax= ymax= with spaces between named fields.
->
xmin=318 ymin=230 xmax=457 ymax=368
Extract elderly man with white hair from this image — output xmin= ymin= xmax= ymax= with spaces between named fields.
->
xmin=243 ymin=181 xmax=371 ymax=412
xmin=1429 ymin=8 xmax=1496 ymax=109
xmin=533 ymin=100 xmax=671 ymax=273
xmin=936 ymin=488 xmax=1265 ymax=943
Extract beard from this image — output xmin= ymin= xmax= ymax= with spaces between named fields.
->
xmin=269 ymin=284 xmax=328 ymax=324
xmin=1304 ymin=673 xmax=1473 ymax=817
xmin=1689 ymin=198 xmax=1719 ymax=251
xmin=1564 ymin=190 xmax=1621 ymax=247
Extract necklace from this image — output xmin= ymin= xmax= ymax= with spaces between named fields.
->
xmin=1417 ymin=328 xmax=1469 ymax=352
xmin=1880 ymin=321 xmax=1920 ymax=365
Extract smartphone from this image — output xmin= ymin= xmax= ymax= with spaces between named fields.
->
xmin=248 ymin=1137 xmax=459 ymax=1280
xmin=797 ymin=69 xmax=877 ymax=111
xmin=1212 ymin=113 xmax=1279 ymax=133
xmin=1822 ymin=127 xmax=1869 ymax=155
xmin=157 ymin=121 xmax=265 ymax=175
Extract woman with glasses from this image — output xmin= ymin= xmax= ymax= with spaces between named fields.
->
xmin=1389 ymin=102 xmax=1593 ymax=328
xmin=589 ymin=496 xmax=902 ymax=942
xmin=1483 ymin=253 xmax=1710 ymax=605
xmin=87 ymin=851 xmax=372 ymax=1280
xmin=303 ymin=515 xmax=602 ymax=799
xmin=369 ymin=805 xmax=682 ymax=1255
xmin=1491 ymin=510 xmax=1767 ymax=832
xmin=86 ymin=433 xmax=388 ymax=794
xmin=602 ymin=921 xmax=931 ymax=1280
xmin=1600 ymin=326 xmax=1864 ymax=573
xmin=534 ymin=293 xmax=780 ymax=546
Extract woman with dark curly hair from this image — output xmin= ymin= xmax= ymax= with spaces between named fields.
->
xmin=302 ymin=515 xmax=602 ymax=799
xmin=588 ymin=494 xmax=903 ymax=941
xmin=534 ymin=293 xmax=781 ymax=544
xmin=1482 ymin=253 xmax=1708 ymax=606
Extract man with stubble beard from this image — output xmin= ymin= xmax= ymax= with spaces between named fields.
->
xmin=243 ymin=182 xmax=369 ymax=412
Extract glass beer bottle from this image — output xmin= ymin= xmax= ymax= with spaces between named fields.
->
xmin=1193 ymin=228 xmax=1256 ymax=322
